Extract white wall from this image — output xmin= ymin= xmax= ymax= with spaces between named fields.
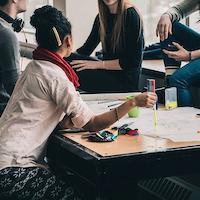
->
xmin=18 ymin=0 xmax=99 ymax=52
xmin=54 ymin=0 xmax=66 ymax=16
xmin=18 ymin=0 xmax=196 ymax=49
xmin=66 ymin=0 xmax=99 ymax=51
xmin=65 ymin=0 xmax=146 ymax=51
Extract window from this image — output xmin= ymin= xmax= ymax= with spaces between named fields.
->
xmin=188 ymin=11 xmax=200 ymax=33
xmin=133 ymin=0 xmax=181 ymax=44
xmin=22 ymin=0 xmax=53 ymax=31
xmin=20 ymin=0 xmax=199 ymax=48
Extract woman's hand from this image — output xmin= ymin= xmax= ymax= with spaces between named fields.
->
xmin=133 ymin=92 xmax=157 ymax=108
xmin=71 ymin=60 xmax=103 ymax=71
xmin=156 ymin=14 xmax=172 ymax=41
xmin=163 ymin=42 xmax=190 ymax=61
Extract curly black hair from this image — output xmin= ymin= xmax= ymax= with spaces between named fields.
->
xmin=0 ymin=0 xmax=9 ymax=6
xmin=30 ymin=5 xmax=71 ymax=51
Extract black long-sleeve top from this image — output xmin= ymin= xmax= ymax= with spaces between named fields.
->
xmin=77 ymin=7 xmax=144 ymax=74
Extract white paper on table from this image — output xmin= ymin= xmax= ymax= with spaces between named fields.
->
xmin=86 ymin=99 xmax=200 ymax=142
xmin=124 ymin=107 xmax=200 ymax=142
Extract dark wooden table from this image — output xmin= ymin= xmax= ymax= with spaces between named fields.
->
xmin=47 ymin=132 xmax=200 ymax=199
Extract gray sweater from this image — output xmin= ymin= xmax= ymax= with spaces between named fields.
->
xmin=0 ymin=18 xmax=20 ymax=115
xmin=166 ymin=0 xmax=200 ymax=22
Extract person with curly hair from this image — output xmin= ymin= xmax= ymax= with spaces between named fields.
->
xmin=0 ymin=5 xmax=156 ymax=200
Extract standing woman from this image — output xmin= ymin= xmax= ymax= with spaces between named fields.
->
xmin=69 ymin=0 xmax=144 ymax=93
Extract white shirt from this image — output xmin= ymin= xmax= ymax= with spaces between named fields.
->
xmin=0 ymin=60 xmax=94 ymax=170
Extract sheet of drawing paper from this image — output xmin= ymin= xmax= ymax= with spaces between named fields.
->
xmin=84 ymin=96 xmax=200 ymax=142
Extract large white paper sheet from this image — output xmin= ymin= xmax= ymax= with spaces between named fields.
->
xmin=85 ymin=97 xmax=200 ymax=142
xmin=128 ymin=107 xmax=200 ymax=142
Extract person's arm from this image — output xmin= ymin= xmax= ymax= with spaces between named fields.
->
xmin=163 ymin=42 xmax=200 ymax=61
xmin=72 ymin=13 xmax=121 ymax=71
xmin=156 ymin=0 xmax=199 ymax=41
xmin=76 ymin=15 xmax=100 ymax=56
xmin=190 ymin=50 xmax=200 ymax=60
xmin=49 ymin=77 xmax=95 ymax=129
xmin=59 ymin=92 xmax=156 ymax=132
xmin=166 ymin=0 xmax=199 ymax=22
xmin=71 ymin=8 xmax=144 ymax=72
xmin=50 ymin=70 xmax=156 ymax=131
xmin=118 ymin=7 xmax=143 ymax=71
xmin=82 ymin=92 xmax=155 ymax=131
xmin=0 ymin=29 xmax=20 ymax=96
xmin=71 ymin=59 xmax=121 ymax=71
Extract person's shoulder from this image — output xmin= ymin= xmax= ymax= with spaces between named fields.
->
xmin=94 ymin=14 xmax=100 ymax=23
xmin=90 ymin=14 xmax=100 ymax=29
xmin=124 ymin=6 xmax=142 ymax=28
xmin=0 ymin=21 xmax=15 ymax=35
xmin=0 ymin=22 xmax=17 ymax=42
xmin=31 ymin=60 xmax=68 ymax=81
xmin=124 ymin=6 xmax=143 ymax=35
xmin=125 ymin=7 xmax=140 ymax=18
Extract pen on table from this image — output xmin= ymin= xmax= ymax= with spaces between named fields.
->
xmin=59 ymin=128 xmax=86 ymax=133
xmin=98 ymin=100 xmax=117 ymax=104
xmin=81 ymin=132 xmax=97 ymax=138
xmin=107 ymin=102 xmax=121 ymax=108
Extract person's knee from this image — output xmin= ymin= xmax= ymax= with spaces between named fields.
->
xmin=172 ymin=21 xmax=182 ymax=32
xmin=169 ymin=72 xmax=187 ymax=89
xmin=169 ymin=73 xmax=181 ymax=87
xmin=160 ymin=21 xmax=180 ymax=48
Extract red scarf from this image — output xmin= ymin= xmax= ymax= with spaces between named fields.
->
xmin=33 ymin=48 xmax=79 ymax=88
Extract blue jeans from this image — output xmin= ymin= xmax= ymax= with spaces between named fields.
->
xmin=161 ymin=21 xmax=200 ymax=106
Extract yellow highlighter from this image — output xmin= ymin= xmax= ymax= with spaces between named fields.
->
xmin=147 ymin=79 xmax=158 ymax=129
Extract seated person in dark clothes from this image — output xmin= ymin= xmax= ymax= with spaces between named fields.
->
xmin=66 ymin=0 xmax=144 ymax=93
